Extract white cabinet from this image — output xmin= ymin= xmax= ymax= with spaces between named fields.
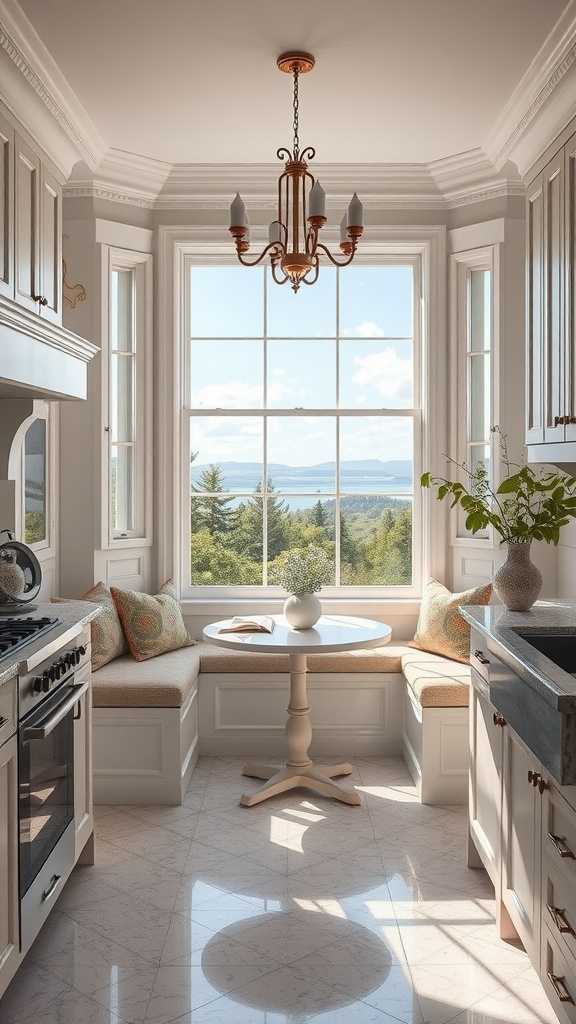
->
xmin=0 ymin=101 xmax=62 ymax=324
xmin=468 ymin=684 xmax=541 ymax=958
xmin=526 ymin=128 xmax=576 ymax=455
xmin=73 ymin=655 xmax=94 ymax=863
xmin=0 ymin=727 xmax=20 ymax=997
xmin=468 ymin=686 xmax=503 ymax=887
xmin=14 ymin=135 xmax=61 ymax=323
xmin=501 ymin=724 xmax=542 ymax=961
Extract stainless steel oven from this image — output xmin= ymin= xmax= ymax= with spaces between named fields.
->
xmin=2 ymin=617 xmax=92 ymax=945
xmin=18 ymin=669 xmax=88 ymax=897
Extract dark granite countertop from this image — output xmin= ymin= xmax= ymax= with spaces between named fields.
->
xmin=460 ymin=601 xmax=576 ymax=713
xmin=0 ymin=600 xmax=100 ymax=690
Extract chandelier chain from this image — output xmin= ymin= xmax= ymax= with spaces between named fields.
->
xmin=292 ymin=68 xmax=300 ymax=159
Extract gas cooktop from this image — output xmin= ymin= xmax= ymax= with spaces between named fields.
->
xmin=0 ymin=616 xmax=60 ymax=663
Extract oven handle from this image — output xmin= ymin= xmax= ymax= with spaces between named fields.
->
xmin=22 ymin=681 xmax=89 ymax=742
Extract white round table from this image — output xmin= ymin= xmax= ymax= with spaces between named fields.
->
xmin=203 ymin=614 xmax=391 ymax=807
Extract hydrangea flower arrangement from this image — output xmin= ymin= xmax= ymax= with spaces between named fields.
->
xmin=270 ymin=546 xmax=334 ymax=594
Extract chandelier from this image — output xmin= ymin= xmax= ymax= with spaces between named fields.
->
xmin=229 ymin=52 xmax=363 ymax=293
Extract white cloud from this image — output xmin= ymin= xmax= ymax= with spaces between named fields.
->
xmin=352 ymin=348 xmax=412 ymax=402
xmin=271 ymin=368 xmax=285 ymax=377
xmin=343 ymin=320 xmax=385 ymax=338
xmin=190 ymin=381 xmax=262 ymax=409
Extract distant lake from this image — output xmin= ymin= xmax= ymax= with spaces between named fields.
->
xmin=191 ymin=468 xmax=413 ymax=510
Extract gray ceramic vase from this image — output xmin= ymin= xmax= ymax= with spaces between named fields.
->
xmin=494 ymin=541 xmax=542 ymax=612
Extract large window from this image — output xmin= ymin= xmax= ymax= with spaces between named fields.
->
xmin=23 ymin=417 xmax=48 ymax=547
xmin=184 ymin=262 xmax=420 ymax=591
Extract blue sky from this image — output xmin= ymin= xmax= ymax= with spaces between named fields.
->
xmin=189 ymin=265 xmax=414 ymax=466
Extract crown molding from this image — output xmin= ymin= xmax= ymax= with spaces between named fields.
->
xmin=0 ymin=0 xmax=106 ymax=174
xmin=484 ymin=0 xmax=576 ymax=176
xmin=62 ymin=156 xmax=524 ymax=212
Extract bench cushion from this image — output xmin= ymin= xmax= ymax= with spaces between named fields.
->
xmin=92 ymin=646 xmax=201 ymax=708
xmin=198 ymin=643 xmax=413 ymax=675
xmin=401 ymin=650 xmax=471 ymax=708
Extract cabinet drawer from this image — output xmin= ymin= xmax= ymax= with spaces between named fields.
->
xmin=0 ymin=676 xmax=16 ymax=747
xmin=20 ymin=822 xmax=74 ymax=954
xmin=543 ymin=785 xmax=576 ymax=889
xmin=544 ymin=856 xmax=576 ymax=962
xmin=542 ymin=924 xmax=576 ymax=1024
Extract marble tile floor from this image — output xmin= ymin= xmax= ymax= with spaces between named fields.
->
xmin=0 ymin=756 xmax=558 ymax=1024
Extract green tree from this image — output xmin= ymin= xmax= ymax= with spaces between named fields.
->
xmin=190 ymin=464 xmax=236 ymax=537
xmin=191 ymin=529 xmax=261 ymax=585
xmin=234 ymin=478 xmax=291 ymax=562
xmin=310 ymin=500 xmax=327 ymax=528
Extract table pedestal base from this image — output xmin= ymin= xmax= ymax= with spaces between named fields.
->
xmin=240 ymin=761 xmax=361 ymax=807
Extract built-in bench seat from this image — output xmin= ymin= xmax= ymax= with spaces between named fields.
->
xmin=91 ymin=640 xmax=471 ymax=806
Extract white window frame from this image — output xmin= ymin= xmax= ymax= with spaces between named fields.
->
xmin=101 ymin=246 xmax=153 ymax=548
xmin=450 ymin=245 xmax=496 ymax=546
xmin=157 ymin=224 xmax=446 ymax=611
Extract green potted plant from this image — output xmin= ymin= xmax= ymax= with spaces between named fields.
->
xmin=270 ymin=546 xmax=334 ymax=628
xmin=421 ymin=428 xmax=576 ymax=610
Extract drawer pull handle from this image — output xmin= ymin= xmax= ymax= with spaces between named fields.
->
xmin=547 ymin=904 xmax=576 ymax=937
xmin=493 ymin=713 xmax=506 ymax=728
xmin=548 ymin=833 xmax=576 ymax=859
xmin=41 ymin=874 xmax=61 ymax=902
xmin=548 ymin=973 xmax=575 ymax=1004
xmin=474 ymin=650 xmax=490 ymax=665
xmin=0 ymin=715 xmax=9 ymax=728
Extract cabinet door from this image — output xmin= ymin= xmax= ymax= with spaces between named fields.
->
xmin=14 ymin=135 xmax=40 ymax=314
xmin=501 ymin=725 xmax=542 ymax=961
xmin=0 ymin=110 xmax=14 ymax=300
xmin=543 ymin=152 xmax=565 ymax=443
xmin=526 ymin=172 xmax=545 ymax=444
xmin=39 ymin=166 xmax=61 ymax=324
xmin=565 ymin=133 xmax=576 ymax=441
xmin=468 ymin=685 xmax=503 ymax=887
xmin=74 ymin=662 xmax=93 ymax=862
xmin=0 ymin=735 xmax=20 ymax=999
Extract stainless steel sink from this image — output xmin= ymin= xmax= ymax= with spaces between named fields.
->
xmin=517 ymin=633 xmax=576 ymax=675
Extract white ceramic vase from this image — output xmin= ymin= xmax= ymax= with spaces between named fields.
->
xmin=283 ymin=592 xmax=322 ymax=629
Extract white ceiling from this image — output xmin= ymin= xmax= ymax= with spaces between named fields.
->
xmin=13 ymin=0 xmax=572 ymax=168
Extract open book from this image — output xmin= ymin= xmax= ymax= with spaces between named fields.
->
xmin=219 ymin=615 xmax=275 ymax=634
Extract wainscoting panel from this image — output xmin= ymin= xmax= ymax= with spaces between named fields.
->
xmin=199 ymin=671 xmax=404 ymax=757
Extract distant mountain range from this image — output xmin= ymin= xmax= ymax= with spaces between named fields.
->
xmin=192 ymin=459 xmax=412 ymax=479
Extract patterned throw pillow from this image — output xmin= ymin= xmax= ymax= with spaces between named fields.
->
xmin=110 ymin=580 xmax=195 ymax=662
xmin=409 ymin=577 xmax=492 ymax=663
xmin=52 ymin=581 xmax=129 ymax=671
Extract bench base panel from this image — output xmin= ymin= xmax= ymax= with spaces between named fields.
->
xmin=199 ymin=672 xmax=404 ymax=757
xmin=92 ymin=684 xmax=199 ymax=805
xmin=403 ymin=688 xmax=469 ymax=805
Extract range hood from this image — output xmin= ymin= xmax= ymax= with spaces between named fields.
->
xmin=0 ymin=298 xmax=98 ymax=401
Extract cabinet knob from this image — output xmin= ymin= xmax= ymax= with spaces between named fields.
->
xmin=538 ymin=777 xmax=550 ymax=794
xmin=527 ymin=769 xmax=539 ymax=786
xmin=493 ymin=712 xmax=506 ymax=728
xmin=32 ymin=294 xmax=48 ymax=306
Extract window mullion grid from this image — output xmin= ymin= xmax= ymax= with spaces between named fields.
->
xmin=335 ymin=267 xmax=341 ymax=586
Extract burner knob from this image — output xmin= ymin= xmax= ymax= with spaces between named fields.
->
xmin=49 ymin=665 xmax=56 ymax=681
xmin=79 ymin=645 xmax=87 ymax=656
xmin=32 ymin=675 xmax=43 ymax=693
xmin=42 ymin=670 xmax=50 ymax=692
xmin=73 ymin=648 xmax=81 ymax=665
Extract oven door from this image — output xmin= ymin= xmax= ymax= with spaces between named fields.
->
xmin=19 ymin=676 xmax=89 ymax=897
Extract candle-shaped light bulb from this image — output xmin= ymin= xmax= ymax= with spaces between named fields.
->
xmin=268 ymin=221 xmax=281 ymax=244
xmin=230 ymin=192 xmax=246 ymax=228
xmin=308 ymin=180 xmax=326 ymax=219
xmin=340 ymin=214 xmax=348 ymax=243
xmin=347 ymin=192 xmax=363 ymax=227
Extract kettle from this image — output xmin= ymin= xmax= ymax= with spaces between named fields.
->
xmin=0 ymin=529 xmax=42 ymax=610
